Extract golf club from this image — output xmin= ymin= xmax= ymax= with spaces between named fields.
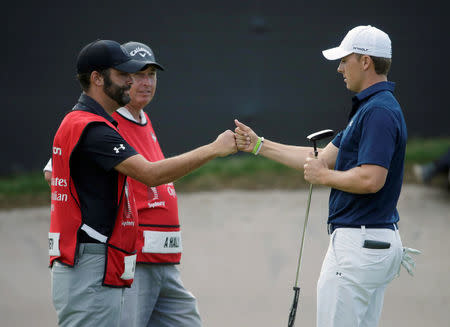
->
xmin=288 ymin=129 xmax=334 ymax=327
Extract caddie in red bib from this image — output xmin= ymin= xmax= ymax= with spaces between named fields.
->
xmin=114 ymin=110 xmax=182 ymax=265
xmin=47 ymin=38 xmax=236 ymax=327
xmin=115 ymin=41 xmax=202 ymax=327
xmin=49 ymin=110 xmax=138 ymax=287
xmin=48 ymin=39 xmax=147 ymax=327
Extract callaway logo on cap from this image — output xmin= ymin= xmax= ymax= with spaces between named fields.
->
xmin=130 ymin=47 xmax=153 ymax=58
xmin=122 ymin=41 xmax=165 ymax=71
xmin=322 ymin=25 xmax=391 ymax=60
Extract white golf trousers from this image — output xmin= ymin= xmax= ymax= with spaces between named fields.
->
xmin=317 ymin=226 xmax=403 ymax=327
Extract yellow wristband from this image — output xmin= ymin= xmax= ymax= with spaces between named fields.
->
xmin=255 ymin=137 xmax=264 ymax=155
xmin=252 ymin=137 xmax=264 ymax=155
xmin=252 ymin=137 xmax=262 ymax=154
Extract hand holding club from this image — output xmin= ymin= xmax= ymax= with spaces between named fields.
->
xmin=304 ymin=153 xmax=328 ymax=185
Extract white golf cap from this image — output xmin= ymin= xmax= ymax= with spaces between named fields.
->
xmin=322 ymin=25 xmax=391 ymax=60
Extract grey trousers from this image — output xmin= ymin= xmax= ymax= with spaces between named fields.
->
xmin=51 ymin=244 xmax=125 ymax=327
xmin=121 ymin=264 xmax=202 ymax=327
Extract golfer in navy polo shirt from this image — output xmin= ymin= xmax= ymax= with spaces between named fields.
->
xmin=313 ymin=26 xmax=406 ymax=327
xmin=234 ymin=25 xmax=420 ymax=327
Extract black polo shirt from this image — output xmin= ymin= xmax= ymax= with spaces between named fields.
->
xmin=70 ymin=93 xmax=138 ymax=243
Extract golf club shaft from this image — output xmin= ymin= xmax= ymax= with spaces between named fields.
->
xmin=288 ymin=135 xmax=332 ymax=327
xmin=294 ymin=182 xmax=313 ymax=287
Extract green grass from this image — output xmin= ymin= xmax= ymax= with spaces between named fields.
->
xmin=0 ymin=172 xmax=51 ymax=208
xmin=173 ymin=155 xmax=305 ymax=191
xmin=176 ymin=154 xmax=295 ymax=182
xmin=0 ymin=172 xmax=49 ymax=195
xmin=0 ymin=137 xmax=448 ymax=208
xmin=405 ymin=138 xmax=450 ymax=163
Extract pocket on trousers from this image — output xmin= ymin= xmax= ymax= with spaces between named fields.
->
xmin=332 ymin=230 xmax=360 ymax=269
xmin=363 ymin=240 xmax=390 ymax=249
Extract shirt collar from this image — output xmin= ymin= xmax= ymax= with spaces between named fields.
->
xmin=73 ymin=93 xmax=118 ymax=127
xmin=349 ymin=81 xmax=395 ymax=121
xmin=116 ymin=107 xmax=147 ymax=124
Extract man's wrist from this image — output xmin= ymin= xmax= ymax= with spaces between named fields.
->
xmin=319 ymin=167 xmax=331 ymax=186
xmin=252 ymin=136 xmax=264 ymax=155
xmin=208 ymin=142 xmax=220 ymax=158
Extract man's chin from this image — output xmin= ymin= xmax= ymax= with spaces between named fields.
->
xmin=129 ymin=100 xmax=150 ymax=109
xmin=119 ymin=95 xmax=131 ymax=107
xmin=138 ymin=96 xmax=152 ymax=107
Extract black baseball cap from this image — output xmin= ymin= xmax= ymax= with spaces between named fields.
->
xmin=76 ymin=39 xmax=147 ymax=74
xmin=122 ymin=41 xmax=165 ymax=71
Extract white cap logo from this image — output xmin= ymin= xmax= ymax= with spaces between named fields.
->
xmin=130 ymin=47 xmax=153 ymax=58
xmin=322 ymin=25 xmax=391 ymax=60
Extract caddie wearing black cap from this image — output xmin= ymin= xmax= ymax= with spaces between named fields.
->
xmin=49 ymin=39 xmax=146 ymax=327
xmin=114 ymin=42 xmax=202 ymax=327
xmin=48 ymin=39 xmax=237 ymax=327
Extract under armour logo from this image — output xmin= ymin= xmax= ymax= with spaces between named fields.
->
xmin=336 ymin=272 xmax=342 ymax=277
xmin=114 ymin=144 xmax=125 ymax=153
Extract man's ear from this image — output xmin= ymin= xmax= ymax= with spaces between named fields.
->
xmin=361 ymin=55 xmax=372 ymax=71
xmin=91 ymin=71 xmax=104 ymax=86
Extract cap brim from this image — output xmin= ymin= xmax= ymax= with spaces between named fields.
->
xmin=141 ymin=61 xmax=165 ymax=71
xmin=114 ymin=59 xmax=148 ymax=73
xmin=322 ymin=47 xmax=352 ymax=60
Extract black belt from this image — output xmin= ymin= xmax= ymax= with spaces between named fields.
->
xmin=327 ymin=223 xmax=397 ymax=235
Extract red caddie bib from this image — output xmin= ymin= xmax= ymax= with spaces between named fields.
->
xmin=113 ymin=110 xmax=181 ymax=264
xmin=48 ymin=110 xmax=138 ymax=287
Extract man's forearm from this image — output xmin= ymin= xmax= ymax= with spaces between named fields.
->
xmin=117 ymin=143 xmax=218 ymax=187
xmin=259 ymin=139 xmax=317 ymax=171
xmin=146 ymin=143 xmax=218 ymax=185
xmin=321 ymin=166 xmax=386 ymax=194
xmin=116 ymin=129 xmax=236 ymax=186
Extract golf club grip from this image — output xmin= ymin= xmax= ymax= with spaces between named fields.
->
xmin=287 ymin=286 xmax=300 ymax=327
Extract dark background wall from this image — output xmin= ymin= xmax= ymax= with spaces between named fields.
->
xmin=3 ymin=0 xmax=448 ymax=175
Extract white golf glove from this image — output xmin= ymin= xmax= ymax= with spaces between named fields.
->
xmin=398 ymin=247 xmax=421 ymax=276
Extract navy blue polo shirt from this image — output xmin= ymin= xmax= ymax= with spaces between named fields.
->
xmin=70 ymin=93 xmax=138 ymax=242
xmin=328 ymin=81 xmax=407 ymax=227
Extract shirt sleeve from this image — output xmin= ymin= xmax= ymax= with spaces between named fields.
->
xmin=332 ymin=131 xmax=343 ymax=148
xmin=43 ymin=158 xmax=52 ymax=172
xmin=357 ymin=107 xmax=398 ymax=169
xmin=77 ymin=122 xmax=138 ymax=171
